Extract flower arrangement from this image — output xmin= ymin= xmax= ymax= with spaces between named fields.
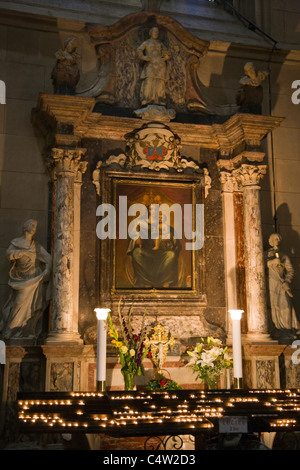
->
xmin=185 ymin=336 xmax=233 ymax=389
xmin=146 ymin=373 xmax=182 ymax=391
xmin=107 ymin=300 xmax=149 ymax=389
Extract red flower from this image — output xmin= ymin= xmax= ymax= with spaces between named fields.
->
xmin=133 ymin=334 xmax=139 ymax=341
xmin=160 ymin=379 xmax=167 ymax=388
xmin=147 ymin=351 xmax=152 ymax=358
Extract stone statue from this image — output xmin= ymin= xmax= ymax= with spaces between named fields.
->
xmin=265 ymin=233 xmax=300 ymax=341
xmin=136 ymin=27 xmax=170 ymax=107
xmin=236 ymin=62 xmax=268 ymax=114
xmin=51 ymin=37 xmax=80 ymax=95
xmin=0 ymin=219 xmax=52 ymax=342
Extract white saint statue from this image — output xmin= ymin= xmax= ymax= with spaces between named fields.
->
xmin=136 ymin=26 xmax=170 ymax=107
xmin=0 ymin=219 xmax=52 ymax=341
xmin=266 ymin=233 xmax=300 ymax=339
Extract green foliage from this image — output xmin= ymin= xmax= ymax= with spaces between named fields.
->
xmin=146 ymin=373 xmax=182 ymax=391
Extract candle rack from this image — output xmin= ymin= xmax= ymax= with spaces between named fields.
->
xmin=17 ymin=388 xmax=300 ymax=448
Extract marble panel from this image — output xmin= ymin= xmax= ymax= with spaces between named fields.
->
xmin=79 ymin=229 xmax=98 ymax=337
xmin=156 ymin=314 xmax=218 ymax=343
xmin=203 ymin=235 xmax=226 ymax=308
xmin=285 ymin=360 xmax=300 ymax=388
xmin=181 ymin=144 xmax=200 ymax=163
xmin=50 ymin=362 xmax=74 ymax=391
xmin=256 ymin=359 xmax=276 ymax=389
xmin=243 ymin=358 xmax=252 ymax=388
xmin=204 ymin=189 xmax=223 ymax=237
xmin=234 ymin=193 xmax=247 ymax=324
xmin=2 ymin=362 xmax=20 ymax=441
xmin=20 ymin=359 xmax=43 ymax=392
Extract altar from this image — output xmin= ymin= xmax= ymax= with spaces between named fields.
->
xmin=1 ymin=1 xmax=299 ymax=451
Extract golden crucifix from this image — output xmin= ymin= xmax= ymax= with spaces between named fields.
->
xmin=145 ymin=323 xmax=177 ymax=374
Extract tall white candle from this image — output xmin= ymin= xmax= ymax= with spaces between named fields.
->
xmin=229 ymin=310 xmax=244 ymax=385
xmin=94 ymin=308 xmax=110 ymax=390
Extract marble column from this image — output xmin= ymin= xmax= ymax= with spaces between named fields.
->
xmin=219 ymin=171 xmax=239 ymax=328
xmin=46 ymin=147 xmax=87 ymax=344
xmin=73 ymin=162 xmax=88 ymax=338
xmin=233 ymin=163 xmax=270 ymax=342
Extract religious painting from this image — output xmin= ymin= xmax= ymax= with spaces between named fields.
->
xmin=112 ymin=178 xmax=199 ymax=292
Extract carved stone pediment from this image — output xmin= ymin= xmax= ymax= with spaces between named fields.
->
xmin=80 ymin=12 xmax=209 ymax=116
xmin=92 ymin=122 xmax=205 ymax=197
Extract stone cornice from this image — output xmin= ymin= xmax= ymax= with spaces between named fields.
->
xmin=33 ymin=94 xmax=284 ymax=156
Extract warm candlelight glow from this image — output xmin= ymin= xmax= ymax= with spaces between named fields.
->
xmin=229 ymin=309 xmax=244 ymax=320
xmin=94 ymin=308 xmax=110 ymax=320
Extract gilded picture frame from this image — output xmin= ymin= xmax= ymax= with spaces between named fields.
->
xmin=98 ymin=169 xmax=206 ymax=311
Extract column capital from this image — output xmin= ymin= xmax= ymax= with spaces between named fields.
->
xmin=219 ymin=170 xmax=242 ymax=193
xmin=47 ymin=147 xmax=87 ymax=179
xmin=233 ymin=163 xmax=267 ymax=188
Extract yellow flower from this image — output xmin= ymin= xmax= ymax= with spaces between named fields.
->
xmin=130 ymin=349 xmax=136 ymax=357
xmin=112 ymin=339 xmax=123 ymax=348
xmin=109 ymin=328 xmax=118 ymax=339
xmin=121 ymin=346 xmax=128 ymax=354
